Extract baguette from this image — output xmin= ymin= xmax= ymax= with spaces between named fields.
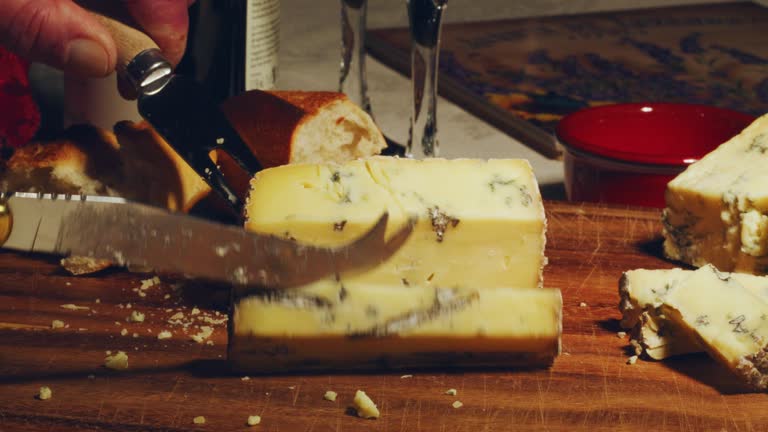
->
xmin=217 ymin=90 xmax=386 ymax=199
xmin=1 ymin=122 xmax=211 ymax=275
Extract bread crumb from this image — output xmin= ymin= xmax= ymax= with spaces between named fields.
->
xmin=190 ymin=326 xmax=213 ymax=344
xmin=60 ymin=304 xmax=89 ymax=311
xmin=445 ymin=388 xmax=457 ymax=396
xmin=157 ymin=330 xmax=172 ymax=340
xmin=247 ymin=415 xmax=261 ymax=426
xmin=324 ymin=390 xmax=337 ymax=402
xmin=132 ymin=333 xmax=139 ymax=338
xmin=452 ymin=401 xmax=463 ymax=409
xmin=205 ymin=340 xmax=214 ymax=346
xmin=629 ymin=339 xmax=643 ymax=356
xmin=120 ymin=328 xmax=128 ymax=336
xmin=353 ymin=390 xmax=379 ymax=419
xmin=51 ymin=320 xmax=65 ymax=329
xmin=579 ymin=302 xmax=587 ymax=307
xmin=104 ymin=351 xmax=128 ymax=370
xmin=400 ymin=374 xmax=413 ymax=379
xmin=164 ymin=294 xmax=170 ymax=300
xmin=193 ymin=416 xmax=206 ymax=425
xmin=241 ymin=376 xmax=250 ymax=381
xmin=126 ymin=303 xmax=132 ymax=309
xmin=128 ymin=310 xmax=145 ymax=323
xmin=191 ymin=307 xmax=200 ymax=315
xmin=617 ymin=331 xmax=627 ymax=338
xmin=169 ymin=312 xmax=184 ymax=321
xmin=95 ymin=299 xmax=101 ymax=304
xmin=627 ymin=355 xmax=638 ymax=365
xmin=37 ymin=386 xmax=52 ymax=400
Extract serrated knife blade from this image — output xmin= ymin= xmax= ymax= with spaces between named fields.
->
xmin=0 ymin=193 xmax=413 ymax=289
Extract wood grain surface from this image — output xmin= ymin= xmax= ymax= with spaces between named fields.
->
xmin=1 ymin=201 xmax=767 ymax=431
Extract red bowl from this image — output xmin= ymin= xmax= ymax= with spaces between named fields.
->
xmin=556 ymin=103 xmax=756 ymax=208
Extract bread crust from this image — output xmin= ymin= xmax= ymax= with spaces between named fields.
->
xmin=220 ymin=90 xmax=350 ymax=168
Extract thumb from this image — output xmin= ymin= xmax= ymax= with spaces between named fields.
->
xmin=0 ymin=0 xmax=117 ymax=77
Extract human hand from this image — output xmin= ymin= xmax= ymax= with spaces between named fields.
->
xmin=0 ymin=0 xmax=192 ymax=78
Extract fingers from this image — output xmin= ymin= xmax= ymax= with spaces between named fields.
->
xmin=123 ymin=0 xmax=190 ymax=66
xmin=0 ymin=0 xmax=116 ymax=77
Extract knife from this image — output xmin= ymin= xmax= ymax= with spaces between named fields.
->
xmin=91 ymin=14 xmax=264 ymax=214
xmin=0 ymin=193 xmax=413 ymax=289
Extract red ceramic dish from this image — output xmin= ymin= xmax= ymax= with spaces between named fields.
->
xmin=556 ymin=103 xmax=756 ymax=208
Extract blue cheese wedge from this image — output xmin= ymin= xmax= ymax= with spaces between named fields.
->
xmin=619 ymin=266 xmax=768 ymax=360
xmin=659 ymin=265 xmax=768 ymax=390
xmin=663 ymin=114 xmax=768 ymax=274
xmin=244 ymin=157 xmax=547 ymax=289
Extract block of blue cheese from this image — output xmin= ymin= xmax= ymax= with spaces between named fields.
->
xmin=229 ymin=282 xmax=562 ymax=372
xmin=229 ymin=157 xmax=556 ymax=371
xmin=663 ymin=114 xmax=768 ymax=274
xmin=243 ymin=157 xmax=547 ymax=289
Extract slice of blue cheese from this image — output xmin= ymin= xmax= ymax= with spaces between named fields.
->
xmin=229 ymin=283 xmax=562 ymax=372
xmin=663 ymin=114 xmax=768 ymax=274
xmin=658 ymin=265 xmax=768 ymax=390
xmin=620 ymin=265 xmax=768 ymax=360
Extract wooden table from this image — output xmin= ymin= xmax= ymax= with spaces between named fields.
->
xmin=1 ymin=201 xmax=766 ymax=431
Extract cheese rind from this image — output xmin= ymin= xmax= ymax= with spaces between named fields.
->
xmin=244 ymin=157 xmax=547 ymax=289
xmin=229 ymin=283 xmax=562 ymax=372
xmin=663 ymin=114 xmax=768 ymax=274
xmin=660 ymin=265 xmax=768 ymax=390
xmin=619 ymin=266 xmax=768 ymax=359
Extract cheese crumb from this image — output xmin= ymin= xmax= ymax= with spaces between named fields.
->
xmin=247 ymin=415 xmax=261 ymax=426
xmin=60 ymin=304 xmax=89 ymax=311
xmin=128 ymin=311 xmax=145 ymax=323
xmin=37 ymin=386 xmax=52 ymax=400
xmin=627 ymin=355 xmax=638 ymax=365
xmin=353 ymin=390 xmax=379 ymax=419
xmin=104 ymin=351 xmax=129 ymax=370
xmin=191 ymin=307 xmax=201 ymax=315
xmin=452 ymin=401 xmax=463 ymax=409
xmin=169 ymin=312 xmax=184 ymax=321
xmin=120 ymin=328 xmax=128 ymax=336
xmin=324 ymin=390 xmax=337 ymax=402
xmin=579 ymin=302 xmax=588 ymax=307
xmin=617 ymin=331 xmax=627 ymax=338
xmin=400 ymin=374 xmax=413 ymax=379
xmin=157 ymin=330 xmax=172 ymax=340
xmin=126 ymin=303 xmax=132 ymax=309
xmin=190 ymin=326 xmax=213 ymax=343
xmin=241 ymin=376 xmax=251 ymax=381
xmin=51 ymin=320 xmax=65 ymax=329
xmin=132 ymin=333 xmax=139 ymax=338
xmin=445 ymin=388 xmax=457 ymax=396
xmin=193 ymin=416 xmax=206 ymax=425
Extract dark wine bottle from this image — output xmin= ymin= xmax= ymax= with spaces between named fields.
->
xmin=177 ymin=0 xmax=280 ymax=102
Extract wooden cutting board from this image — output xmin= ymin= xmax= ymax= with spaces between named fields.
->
xmin=1 ymin=201 xmax=766 ymax=431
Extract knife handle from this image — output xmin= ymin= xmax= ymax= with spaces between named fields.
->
xmin=91 ymin=14 xmax=160 ymax=76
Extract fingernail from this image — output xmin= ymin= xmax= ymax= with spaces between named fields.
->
xmin=65 ymin=39 xmax=110 ymax=77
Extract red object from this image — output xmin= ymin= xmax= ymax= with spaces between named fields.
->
xmin=556 ymin=103 xmax=756 ymax=208
xmin=0 ymin=46 xmax=40 ymax=149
